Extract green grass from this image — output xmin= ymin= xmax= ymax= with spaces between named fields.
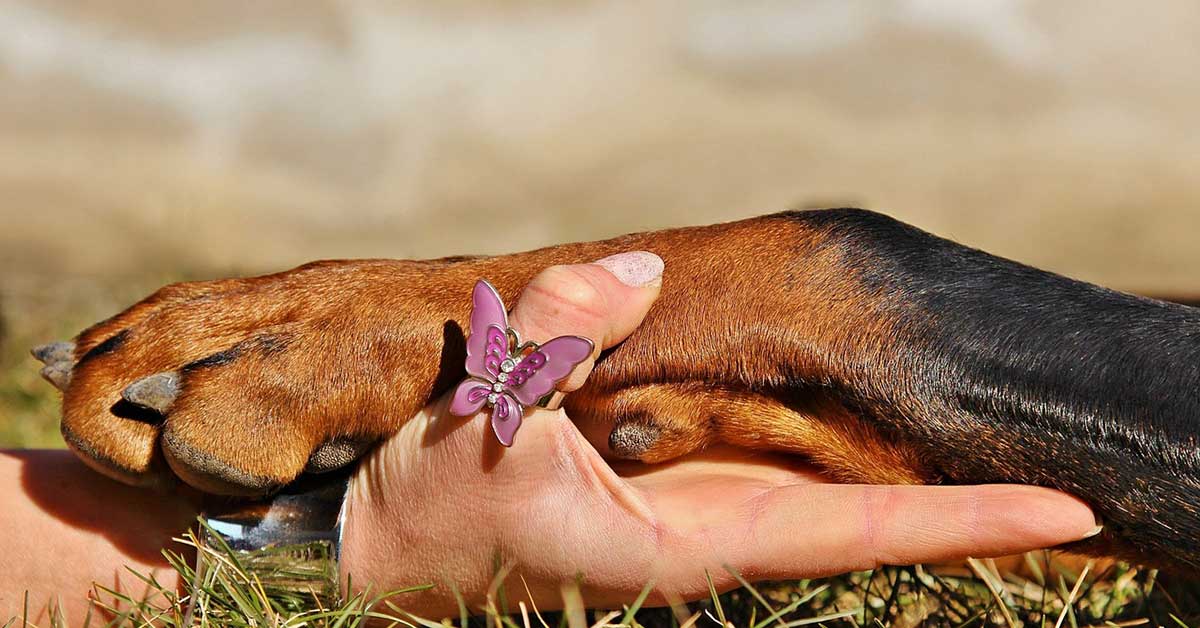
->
xmin=0 ymin=270 xmax=196 ymax=447
xmin=0 ymin=313 xmax=82 ymax=448
xmin=9 ymin=520 xmax=1200 ymax=628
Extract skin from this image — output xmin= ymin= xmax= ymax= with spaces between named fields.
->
xmin=1 ymin=257 xmax=1100 ymax=623
xmin=0 ymin=450 xmax=198 ymax=624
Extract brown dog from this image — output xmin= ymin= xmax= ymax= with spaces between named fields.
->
xmin=32 ymin=209 xmax=1200 ymax=570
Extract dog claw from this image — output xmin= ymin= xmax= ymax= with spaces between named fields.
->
xmin=121 ymin=372 xmax=181 ymax=414
xmin=39 ymin=363 xmax=72 ymax=390
xmin=31 ymin=341 xmax=75 ymax=365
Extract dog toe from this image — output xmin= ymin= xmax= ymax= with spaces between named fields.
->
xmin=158 ymin=344 xmax=325 ymax=495
xmin=61 ymin=392 xmax=168 ymax=488
xmin=160 ymin=401 xmax=315 ymax=496
xmin=161 ymin=425 xmax=292 ymax=496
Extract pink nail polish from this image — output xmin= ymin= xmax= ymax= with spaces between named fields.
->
xmin=593 ymin=251 xmax=664 ymax=287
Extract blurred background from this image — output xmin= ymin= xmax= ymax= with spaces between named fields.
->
xmin=2 ymin=0 xmax=1199 ymax=447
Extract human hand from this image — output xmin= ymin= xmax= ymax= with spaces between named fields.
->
xmin=340 ymin=255 xmax=1100 ymax=616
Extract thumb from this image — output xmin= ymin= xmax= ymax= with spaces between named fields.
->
xmin=508 ymin=251 xmax=664 ymax=392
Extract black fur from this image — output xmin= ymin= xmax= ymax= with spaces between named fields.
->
xmin=182 ymin=333 xmax=292 ymax=372
xmin=183 ymin=346 xmax=243 ymax=371
xmin=787 ymin=209 xmax=1200 ymax=568
xmin=77 ymin=329 xmax=130 ymax=366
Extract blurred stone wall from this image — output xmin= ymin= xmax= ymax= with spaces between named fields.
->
xmin=2 ymin=0 xmax=1199 ymax=292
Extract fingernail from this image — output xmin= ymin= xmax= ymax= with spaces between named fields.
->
xmin=593 ymin=251 xmax=664 ymax=287
xmin=1081 ymin=524 xmax=1103 ymax=539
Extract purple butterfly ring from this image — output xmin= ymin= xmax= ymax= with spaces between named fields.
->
xmin=448 ymin=280 xmax=595 ymax=447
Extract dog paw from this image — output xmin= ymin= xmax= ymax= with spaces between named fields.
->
xmin=37 ymin=260 xmax=469 ymax=495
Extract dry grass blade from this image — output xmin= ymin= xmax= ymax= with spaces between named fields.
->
xmin=451 ymin=582 xmax=469 ymax=628
xmin=750 ymin=585 xmax=828 ymax=628
xmin=485 ymin=561 xmax=517 ymax=628
xmin=1081 ymin=619 xmax=1148 ymax=628
xmin=1024 ymin=552 xmax=1047 ymax=587
xmin=588 ymin=610 xmax=620 ymax=628
xmin=561 ymin=582 xmax=587 ymax=628
xmin=702 ymin=570 xmax=727 ymax=628
xmin=1054 ymin=560 xmax=1093 ymax=628
xmin=967 ymin=558 xmax=1017 ymax=628
xmin=780 ymin=608 xmax=858 ymax=627
xmin=519 ymin=575 xmax=551 ymax=628
xmin=984 ymin=559 xmax=1017 ymax=607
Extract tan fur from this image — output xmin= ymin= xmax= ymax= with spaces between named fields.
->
xmin=572 ymin=383 xmax=931 ymax=484
xmin=59 ymin=214 xmax=925 ymax=494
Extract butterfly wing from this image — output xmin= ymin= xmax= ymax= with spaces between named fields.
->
xmin=506 ymin=335 xmax=594 ymax=406
xmin=464 ymin=280 xmax=510 ymax=380
xmin=449 ymin=378 xmax=493 ymax=416
xmin=491 ymin=392 xmax=524 ymax=446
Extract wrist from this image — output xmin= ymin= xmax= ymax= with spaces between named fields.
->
xmin=338 ymin=411 xmax=499 ymax=618
xmin=338 ymin=466 xmax=380 ymax=597
xmin=340 ymin=461 xmax=461 ymax=616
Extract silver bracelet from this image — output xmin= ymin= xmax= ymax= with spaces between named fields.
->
xmin=194 ymin=469 xmax=353 ymax=608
